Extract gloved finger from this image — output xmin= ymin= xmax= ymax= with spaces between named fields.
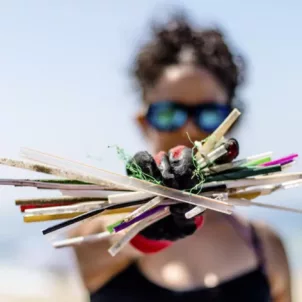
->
xmin=126 ymin=151 xmax=163 ymax=182
xmin=168 ymin=145 xmax=200 ymax=190
xmin=140 ymin=212 xmax=199 ymax=241
xmin=128 ymin=150 xmax=198 ymax=215
xmin=154 ymin=151 xmax=177 ymax=188
xmin=169 ymin=202 xmax=196 ymax=217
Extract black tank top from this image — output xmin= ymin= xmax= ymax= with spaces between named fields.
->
xmin=90 ymin=216 xmax=272 ymax=302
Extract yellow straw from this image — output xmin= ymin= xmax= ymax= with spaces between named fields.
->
xmin=23 ymin=207 xmax=135 ymax=222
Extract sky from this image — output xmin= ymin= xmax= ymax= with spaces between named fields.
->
xmin=0 ymin=0 xmax=302 ymax=290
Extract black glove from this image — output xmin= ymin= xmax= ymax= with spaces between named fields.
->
xmin=126 ymin=145 xmax=204 ymax=241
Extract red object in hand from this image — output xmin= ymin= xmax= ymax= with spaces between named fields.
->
xmin=130 ymin=215 xmax=204 ymax=254
xmin=215 ymin=138 xmax=239 ymax=164
xmin=226 ymin=139 xmax=239 ymax=161
xmin=20 ymin=203 xmax=74 ymax=212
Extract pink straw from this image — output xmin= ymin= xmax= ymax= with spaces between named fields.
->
xmin=262 ymin=154 xmax=298 ymax=167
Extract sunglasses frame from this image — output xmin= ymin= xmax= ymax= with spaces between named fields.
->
xmin=144 ymin=101 xmax=233 ymax=133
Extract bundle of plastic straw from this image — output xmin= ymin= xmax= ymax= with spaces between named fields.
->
xmin=1 ymin=108 xmax=302 ymax=256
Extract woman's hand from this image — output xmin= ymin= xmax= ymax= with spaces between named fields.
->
xmin=126 ymin=145 xmax=204 ymax=242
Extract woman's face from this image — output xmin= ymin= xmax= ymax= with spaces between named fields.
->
xmin=136 ymin=64 xmax=229 ymax=154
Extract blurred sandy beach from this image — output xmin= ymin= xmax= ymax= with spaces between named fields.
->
xmin=0 ymin=264 xmax=87 ymax=302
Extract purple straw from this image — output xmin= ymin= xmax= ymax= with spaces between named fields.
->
xmin=280 ymin=158 xmax=295 ymax=166
xmin=114 ymin=205 xmax=166 ymax=233
xmin=262 ymin=154 xmax=298 ymax=167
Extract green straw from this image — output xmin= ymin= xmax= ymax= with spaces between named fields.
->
xmin=107 ymin=220 xmax=123 ymax=233
xmin=37 ymin=179 xmax=91 ymax=184
xmin=205 ymin=165 xmax=281 ymax=182
xmin=243 ymin=156 xmax=272 ymax=167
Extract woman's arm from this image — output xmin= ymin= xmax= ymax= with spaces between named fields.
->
xmin=256 ymin=223 xmax=292 ymax=302
xmin=70 ymin=145 xmax=206 ymax=293
xmin=69 ymin=214 xmax=143 ymax=293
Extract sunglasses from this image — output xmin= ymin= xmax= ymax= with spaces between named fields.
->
xmin=145 ymin=101 xmax=232 ymax=133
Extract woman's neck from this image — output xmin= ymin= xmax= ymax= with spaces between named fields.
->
xmin=203 ymin=210 xmax=227 ymax=224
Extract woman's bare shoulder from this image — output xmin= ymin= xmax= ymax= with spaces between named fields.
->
xmin=252 ymin=220 xmax=292 ymax=302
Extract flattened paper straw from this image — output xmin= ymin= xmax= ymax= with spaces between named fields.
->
xmin=244 ymin=156 xmax=272 ymax=167
xmin=108 ymin=207 xmax=170 ymax=257
xmin=20 ymin=203 xmax=73 ymax=212
xmin=0 ymin=158 xmax=127 ymax=191
xmin=200 ymin=172 xmax=302 ymax=189
xmin=20 ymin=147 xmax=233 ymax=214
xmin=41 ymin=199 xmax=153 ymax=235
xmin=0 ymin=179 xmax=109 ymax=190
xmin=53 ymin=231 xmax=112 ymax=248
xmin=204 ymin=152 xmax=273 ymax=173
xmin=16 ymin=196 xmax=107 ymax=206
xmin=24 ymin=213 xmax=85 ymax=222
xmin=60 ymin=190 xmax=127 ymax=197
xmin=108 ymin=191 xmax=155 ymax=204
xmin=24 ymin=201 xmax=108 ymax=215
xmin=113 ymin=205 xmax=166 ymax=233
xmin=185 ymin=206 xmax=206 ymax=219
xmin=197 ymin=144 xmax=228 ymax=167
xmin=123 ymin=196 xmax=164 ymax=223
xmin=25 ymin=207 xmax=136 ymax=223
xmin=262 ymin=154 xmax=298 ymax=167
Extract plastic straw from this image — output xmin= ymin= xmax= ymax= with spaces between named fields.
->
xmin=113 ymin=205 xmax=166 ymax=233
xmin=262 ymin=154 xmax=298 ymax=167
xmin=108 ymin=207 xmax=170 ymax=256
xmin=20 ymin=147 xmax=233 ymax=214
xmin=123 ymin=196 xmax=164 ymax=223
xmin=53 ymin=231 xmax=112 ymax=248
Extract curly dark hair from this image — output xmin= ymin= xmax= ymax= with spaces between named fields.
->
xmin=131 ymin=14 xmax=246 ymax=104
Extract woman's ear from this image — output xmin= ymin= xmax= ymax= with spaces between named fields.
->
xmin=135 ymin=111 xmax=149 ymax=137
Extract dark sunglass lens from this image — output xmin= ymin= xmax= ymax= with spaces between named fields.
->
xmin=147 ymin=103 xmax=187 ymax=131
xmin=197 ymin=105 xmax=231 ymax=132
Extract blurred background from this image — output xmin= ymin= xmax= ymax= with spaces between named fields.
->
xmin=0 ymin=1 xmax=301 ymax=301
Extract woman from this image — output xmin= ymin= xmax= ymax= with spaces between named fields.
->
xmin=71 ymin=14 xmax=291 ymax=302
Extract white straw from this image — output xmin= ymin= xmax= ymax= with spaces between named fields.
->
xmin=123 ymin=196 xmax=164 ymax=222
xmin=24 ymin=201 xmax=107 ymax=215
xmin=53 ymin=230 xmax=112 ymax=248
xmin=185 ymin=193 xmax=227 ymax=219
xmin=185 ymin=206 xmax=206 ymax=219
xmin=281 ymin=179 xmax=302 ymax=190
xmin=0 ymin=158 xmax=122 ymax=191
xmin=0 ymin=179 xmax=105 ymax=190
xmin=108 ymin=207 xmax=170 ymax=256
xmin=197 ymin=145 xmax=228 ymax=168
xmin=60 ymin=190 xmax=128 ymax=198
xmin=108 ymin=191 xmax=155 ymax=204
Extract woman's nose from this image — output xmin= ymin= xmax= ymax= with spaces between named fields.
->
xmin=180 ymin=118 xmax=203 ymax=141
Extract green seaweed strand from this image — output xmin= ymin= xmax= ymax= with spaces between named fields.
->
xmin=110 ymin=138 xmax=209 ymax=195
xmin=185 ymin=133 xmax=206 ymax=194
xmin=109 ymin=145 xmax=162 ymax=185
